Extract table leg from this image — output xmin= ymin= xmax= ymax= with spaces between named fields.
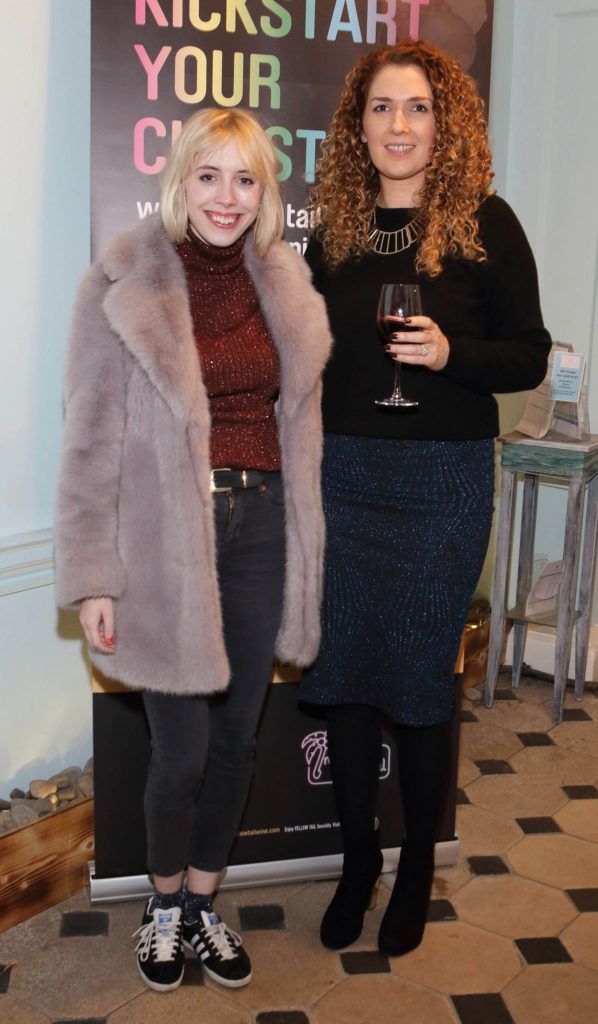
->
xmin=574 ymin=475 xmax=598 ymax=701
xmin=553 ymin=477 xmax=584 ymax=723
xmin=512 ymin=474 xmax=539 ymax=687
xmin=485 ymin=468 xmax=516 ymax=708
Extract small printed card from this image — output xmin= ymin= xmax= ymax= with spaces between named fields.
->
xmin=550 ymin=351 xmax=585 ymax=402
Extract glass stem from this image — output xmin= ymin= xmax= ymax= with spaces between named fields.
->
xmin=390 ymin=361 xmax=404 ymax=401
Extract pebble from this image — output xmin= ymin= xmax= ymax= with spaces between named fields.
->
xmin=56 ymin=786 xmax=77 ymax=802
xmin=11 ymin=803 xmax=39 ymax=826
xmin=76 ymin=773 xmax=94 ymax=798
xmin=0 ymin=811 xmax=17 ymax=834
xmin=50 ymin=765 xmax=83 ymax=784
xmin=30 ymin=780 xmax=58 ymax=800
xmin=2 ymin=764 xmax=92 ymax=819
xmin=11 ymin=797 xmax=55 ymax=817
xmin=50 ymin=774 xmax=71 ymax=789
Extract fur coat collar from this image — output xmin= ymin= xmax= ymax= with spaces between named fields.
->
xmin=101 ymin=214 xmax=329 ymax=426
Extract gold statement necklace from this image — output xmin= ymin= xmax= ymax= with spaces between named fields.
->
xmin=368 ymin=209 xmax=421 ymax=256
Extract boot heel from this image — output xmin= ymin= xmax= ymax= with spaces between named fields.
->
xmin=320 ymin=841 xmax=383 ymax=949
xmin=367 ymin=876 xmax=381 ymax=911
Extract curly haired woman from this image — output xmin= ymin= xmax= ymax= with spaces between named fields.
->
xmin=300 ymin=41 xmax=550 ymax=957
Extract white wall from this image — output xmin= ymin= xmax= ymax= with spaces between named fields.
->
xmin=485 ymin=0 xmax=598 ymax=675
xmin=0 ymin=1 xmax=93 ymax=794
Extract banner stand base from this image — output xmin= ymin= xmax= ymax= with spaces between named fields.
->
xmin=88 ymin=838 xmax=459 ymax=904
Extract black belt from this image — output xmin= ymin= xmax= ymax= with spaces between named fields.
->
xmin=210 ymin=468 xmax=266 ymax=493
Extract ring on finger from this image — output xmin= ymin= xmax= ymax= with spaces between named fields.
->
xmin=420 ymin=344 xmax=428 ymax=356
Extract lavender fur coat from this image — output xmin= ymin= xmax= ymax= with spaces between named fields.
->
xmin=54 ymin=214 xmax=332 ymax=696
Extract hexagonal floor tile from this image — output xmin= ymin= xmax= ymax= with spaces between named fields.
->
xmin=554 ymin=799 xmax=598 ymax=844
xmin=561 ymin=914 xmax=598 ymax=972
xmin=107 ymin=986 xmax=253 ymax=1022
xmin=550 ymin=721 xmax=598 ymax=759
xmin=509 ymin=745 xmax=598 ymax=786
xmin=460 ymin=722 xmax=522 ymax=763
xmin=475 ymin=699 xmax=554 ymax=733
xmin=465 ymin=773 xmax=567 ymax=819
xmin=312 ymin=973 xmax=456 ymax=1023
xmin=511 ymin=679 xmax=555 ymax=704
xmin=456 ymin=805 xmax=522 ymax=857
xmin=206 ymin=926 xmax=342 ymax=1010
xmin=0 ymin=993 xmax=51 ymax=1023
xmin=508 ymin=834 xmax=598 ymax=888
xmin=451 ymin=875 xmax=576 ymax=938
xmin=0 ymin=890 xmax=90 ymax=963
xmin=431 ymin=863 xmax=473 ymax=900
xmin=504 ymin=963 xmax=598 ymax=1023
xmin=7 ymin=935 xmax=145 ymax=1019
xmin=390 ymin=921 xmax=521 ymax=994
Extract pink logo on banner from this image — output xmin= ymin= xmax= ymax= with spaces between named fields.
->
xmin=301 ymin=731 xmax=391 ymax=786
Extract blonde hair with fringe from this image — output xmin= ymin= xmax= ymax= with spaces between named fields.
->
xmin=161 ymin=107 xmax=284 ymax=256
xmin=311 ymin=40 xmax=494 ymax=276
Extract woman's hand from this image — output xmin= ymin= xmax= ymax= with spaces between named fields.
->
xmin=79 ymin=597 xmax=116 ymax=654
xmin=385 ymin=315 xmax=449 ymax=372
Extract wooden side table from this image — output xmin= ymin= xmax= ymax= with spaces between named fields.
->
xmin=484 ymin=432 xmax=598 ymax=724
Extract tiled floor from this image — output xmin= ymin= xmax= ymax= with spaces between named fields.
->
xmin=2 ymin=672 xmax=598 ymax=1024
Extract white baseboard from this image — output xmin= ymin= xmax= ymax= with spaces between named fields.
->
xmin=504 ymin=624 xmax=598 ymax=683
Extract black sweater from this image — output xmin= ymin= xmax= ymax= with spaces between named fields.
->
xmin=306 ymin=195 xmax=551 ymax=440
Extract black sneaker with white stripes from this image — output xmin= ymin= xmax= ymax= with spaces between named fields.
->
xmin=183 ymin=909 xmax=252 ymax=988
xmin=133 ymin=898 xmax=185 ymax=992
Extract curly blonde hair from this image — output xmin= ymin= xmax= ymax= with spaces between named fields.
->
xmin=311 ymin=40 xmax=494 ymax=276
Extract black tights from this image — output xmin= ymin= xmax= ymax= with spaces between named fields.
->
xmin=326 ymin=704 xmax=452 ymax=845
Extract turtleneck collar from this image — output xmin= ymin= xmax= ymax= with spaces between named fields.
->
xmin=176 ymin=223 xmax=247 ymax=276
xmin=375 ymin=206 xmax=417 ymax=230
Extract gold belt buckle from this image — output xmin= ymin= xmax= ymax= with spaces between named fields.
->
xmin=210 ymin=468 xmax=233 ymax=493
xmin=241 ymin=470 xmax=249 ymax=488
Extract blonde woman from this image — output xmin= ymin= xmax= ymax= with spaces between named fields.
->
xmin=55 ymin=107 xmax=331 ymax=991
xmin=300 ymin=41 xmax=550 ymax=956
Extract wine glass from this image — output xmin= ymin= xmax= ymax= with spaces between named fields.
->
xmin=375 ymin=283 xmax=421 ymax=408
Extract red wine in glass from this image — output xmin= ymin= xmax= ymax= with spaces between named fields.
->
xmin=377 ymin=315 xmax=419 ymax=340
xmin=375 ymin=283 xmax=421 ymax=408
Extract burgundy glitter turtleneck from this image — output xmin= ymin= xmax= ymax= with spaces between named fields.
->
xmin=176 ymin=230 xmax=281 ymax=470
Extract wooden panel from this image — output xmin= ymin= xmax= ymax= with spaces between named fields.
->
xmin=0 ymin=799 xmax=94 ymax=933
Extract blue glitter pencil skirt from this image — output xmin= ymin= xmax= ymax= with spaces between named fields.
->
xmin=300 ymin=434 xmax=495 ymax=726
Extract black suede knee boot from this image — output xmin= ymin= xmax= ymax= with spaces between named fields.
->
xmin=378 ymin=718 xmax=452 ymax=957
xmin=320 ymin=704 xmax=384 ymax=950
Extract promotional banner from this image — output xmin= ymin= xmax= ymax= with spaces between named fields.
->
xmin=92 ymin=678 xmax=461 ymax=883
xmin=90 ymin=0 xmax=494 ymax=889
xmin=92 ymin=0 xmax=495 ymax=256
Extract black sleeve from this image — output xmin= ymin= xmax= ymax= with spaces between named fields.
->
xmin=442 ymin=196 xmax=551 ymax=394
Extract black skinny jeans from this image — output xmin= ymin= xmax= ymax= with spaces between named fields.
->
xmin=142 ymin=472 xmax=286 ymax=876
